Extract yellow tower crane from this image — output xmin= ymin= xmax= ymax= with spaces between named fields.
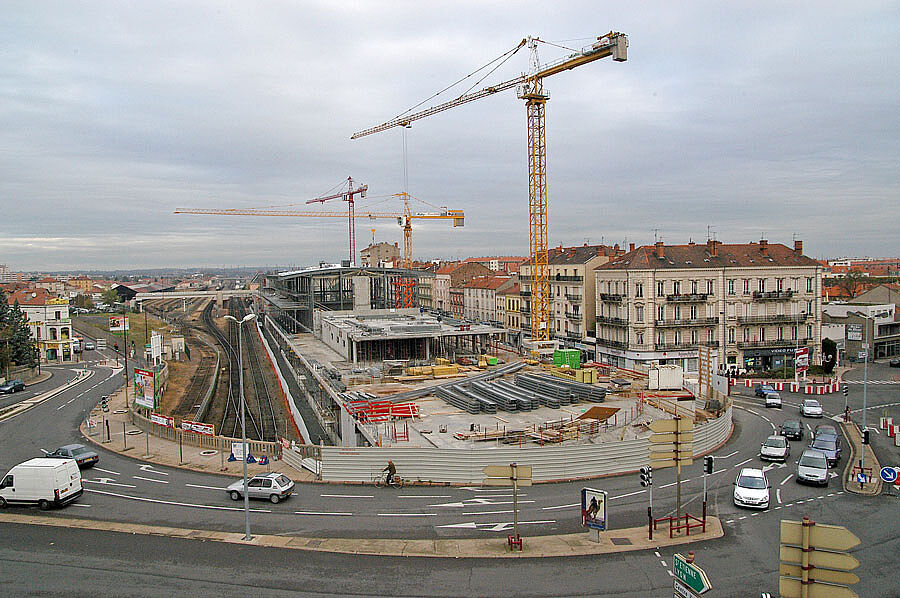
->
xmin=351 ymin=32 xmax=627 ymax=347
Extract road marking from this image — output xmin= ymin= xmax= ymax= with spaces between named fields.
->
xmin=735 ymin=458 xmax=753 ymax=468
xmin=542 ymin=503 xmax=580 ymax=511
xmin=609 ymin=490 xmax=646 ymax=500
xmin=295 ymin=511 xmax=352 ymax=516
xmin=133 ymin=476 xmax=169 ymax=484
xmin=780 ymin=474 xmax=794 ymax=485
xmin=321 ymin=494 xmax=374 ymax=499
xmin=377 ymin=513 xmax=437 ymax=517
xmin=94 ymin=467 xmax=120 ymax=476
xmin=430 ymin=499 xmax=535 ymax=508
xmin=774 ymin=506 xmax=782 ymax=510
xmin=397 ymin=495 xmax=452 ymax=499
xmin=462 ymin=509 xmax=515 ymax=516
xmin=786 ymin=503 xmax=793 ymax=507
xmin=739 ymin=516 xmax=747 ymax=520
xmin=436 ymin=520 xmax=554 ymax=532
xmin=776 ymin=489 xmax=782 ymax=504
xmin=827 ymin=493 xmax=835 ymax=497
xmin=660 ymin=560 xmax=668 ymax=567
xmin=769 ymin=422 xmax=776 ymax=431
xmin=139 ymin=464 xmax=168 ymax=475
xmin=84 ymin=488 xmax=272 ymax=512
xmin=718 ymin=451 xmax=739 ymax=459
xmin=654 ymin=551 xmax=661 ymax=557
xmin=186 ymin=483 xmax=225 ymax=491
xmin=83 ymin=478 xmax=136 ymax=489
xmin=70 ymin=503 xmax=91 ymax=508
xmin=806 ymin=423 xmax=812 ymax=432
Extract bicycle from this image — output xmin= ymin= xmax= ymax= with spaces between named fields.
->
xmin=374 ymin=471 xmax=404 ymax=489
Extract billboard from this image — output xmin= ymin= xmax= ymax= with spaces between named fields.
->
xmin=847 ymin=323 xmax=863 ymax=341
xmin=181 ymin=420 xmax=215 ymax=436
xmin=150 ymin=412 xmax=174 ymax=428
xmin=134 ymin=368 xmax=155 ymax=409
xmin=109 ymin=315 xmax=130 ymax=332
xmin=581 ymin=487 xmax=608 ymax=531
xmin=795 ymin=347 xmax=810 ymax=373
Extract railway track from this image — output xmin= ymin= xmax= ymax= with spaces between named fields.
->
xmin=232 ymin=299 xmax=279 ymax=442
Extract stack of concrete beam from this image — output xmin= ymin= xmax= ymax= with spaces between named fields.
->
xmin=492 ymin=380 xmax=544 ymax=410
xmin=434 ymin=386 xmax=485 ymax=414
xmin=514 ymin=373 xmax=606 ymax=403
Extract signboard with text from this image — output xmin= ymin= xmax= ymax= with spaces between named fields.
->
xmin=150 ymin=412 xmax=174 ymax=428
xmin=181 ymin=420 xmax=215 ymax=436
xmin=795 ymin=347 xmax=810 ymax=373
xmin=846 ymin=323 xmax=863 ymax=341
xmin=673 ymin=553 xmax=712 ymax=595
xmin=109 ymin=315 xmax=129 ymax=332
xmin=134 ymin=368 xmax=155 ymax=409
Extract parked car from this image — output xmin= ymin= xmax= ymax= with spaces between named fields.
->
xmin=809 ymin=435 xmax=842 ymax=466
xmin=226 ymin=473 xmax=294 ymax=504
xmin=0 ymin=379 xmax=25 ymax=394
xmin=781 ymin=419 xmax=804 ymax=440
xmin=764 ymin=391 xmax=782 ymax=408
xmin=733 ymin=467 xmax=770 ymax=509
xmin=754 ymin=384 xmax=775 ymax=398
xmin=800 ymin=399 xmax=824 ymax=418
xmin=42 ymin=444 xmax=99 ymax=469
xmin=796 ymin=449 xmax=829 ymax=486
xmin=760 ymin=435 xmax=791 ymax=462
xmin=890 ymin=358 xmax=900 ymax=368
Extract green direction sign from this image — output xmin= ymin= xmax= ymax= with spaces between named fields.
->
xmin=673 ymin=553 xmax=712 ymax=595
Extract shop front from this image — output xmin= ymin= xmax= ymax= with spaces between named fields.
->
xmin=742 ymin=346 xmax=813 ymax=373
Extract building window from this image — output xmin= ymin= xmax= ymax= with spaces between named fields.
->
xmin=743 ymin=279 xmax=750 ymax=295
xmin=778 ymin=326 xmax=784 ymax=340
xmin=760 ymin=327 xmax=766 ymax=341
xmin=674 ymin=305 xmax=681 ymax=320
xmin=707 ymin=280 xmax=715 ymax=295
xmin=806 ymin=277 xmax=814 ymax=293
xmin=636 ymin=332 xmax=644 ymax=345
xmin=728 ymin=279 xmax=735 ymax=295
xmin=689 ymin=305 xmax=697 ymax=320
xmin=707 ymin=329 xmax=714 ymax=343
xmin=635 ymin=282 xmax=643 ymax=298
xmin=792 ymin=325 xmax=798 ymax=340
xmin=636 ymin=305 xmax=644 ymax=322
xmin=690 ymin=330 xmax=697 ymax=344
xmin=55 ymin=311 xmax=61 ymax=320
xmin=658 ymin=306 xmax=665 ymax=321
xmin=673 ymin=281 xmax=681 ymax=295
xmin=806 ymin=300 xmax=813 ymax=314
xmin=50 ymin=328 xmax=57 ymax=340
xmin=807 ymin=324 xmax=812 ymax=339
xmin=657 ymin=332 xmax=664 ymax=345
xmin=675 ymin=331 xmax=682 ymax=344
xmin=728 ymin=328 xmax=735 ymax=343
xmin=758 ymin=278 xmax=766 ymax=292
xmin=691 ymin=280 xmax=698 ymax=294
xmin=743 ymin=328 xmax=750 ymax=342
xmin=657 ymin=281 xmax=665 ymax=296
xmin=777 ymin=278 xmax=784 ymax=292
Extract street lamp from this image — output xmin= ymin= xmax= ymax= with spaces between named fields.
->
xmin=858 ymin=309 xmax=890 ymax=472
xmin=224 ymin=312 xmax=257 ymax=541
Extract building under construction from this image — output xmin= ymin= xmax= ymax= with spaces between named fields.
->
xmin=261 ymin=265 xmax=434 ymax=333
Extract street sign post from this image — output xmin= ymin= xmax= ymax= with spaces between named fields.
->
xmin=482 ymin=463 xmax=532 ymax=549
xmin=649 ymin=416 xmax=693 ymax=518
xmin=779 ymin=518 xmax=860 ymax=598
xmin=673 ymin=553 xmax=712 ymax=595
xmin=879 ymin=466 xmax=898 ymax=484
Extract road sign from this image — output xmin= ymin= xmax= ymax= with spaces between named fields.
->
xmin=780 ymin=546 xmax=860 ymax=571
xmin=780 ymin=520 xmax=862 ymax=551
xmin=779 ymin=578 xmax=859 ymax=598
xmin=673 ymin=553 xmax=712 ymax=595
xmin=649 ymin=418 xmax=692 ymax=433
xmin=648 ymin=432 xmax=695 ymax=443
xmin=483 ymin=465 xmax=532 ymax=479
xmin=880 ymin=466 xmax=898 ymax=484
xmin=779 ymin=563 xmax=860 ymax=585
xmin=483 ymin=476 xmax=533 ymax=487
xmin=673 ymin=578 xmax=701 ymax=598
xmin=855 ymin=472 xmax=868 ymax=484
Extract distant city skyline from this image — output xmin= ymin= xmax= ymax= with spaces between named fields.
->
xmin=2 ymin=3 xmax=897 ymax=270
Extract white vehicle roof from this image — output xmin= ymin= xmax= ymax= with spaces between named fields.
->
xmin=15 ymin=458 xmax=75 ymax=468
xmin=738 ymin=467 xmax=765 ymax=478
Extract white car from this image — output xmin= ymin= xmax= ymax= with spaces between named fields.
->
xmin=796 ymin=449 xmax=829 ymax=486
xmin=733 ymin=468 xmax=770 ymax=509
xmin=764 ymin=391 xmax=782 ymax=408
xmin=760 ymin=435 xmax=790 ymax=462
xmin=226 ymin=473 xmax=294 ymax=504
xmin=800 ymin=399 xmax=823 ymax=418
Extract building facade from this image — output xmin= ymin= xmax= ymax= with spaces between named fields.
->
xmin=433 ymin=262 xmax=491 ymax=313
xmin=359 ymin=242 xmax=402 ymax=267
xmin=462 ymin=275 xmax=515 ymax=324
xmin=8 ymin=288 xmax=74 ymax=363
xmin=594 ymin=239 xmax=823 ymax=373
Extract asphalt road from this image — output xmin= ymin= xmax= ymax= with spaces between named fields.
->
xmin=2 ymin=357 xmax=899 ymax=596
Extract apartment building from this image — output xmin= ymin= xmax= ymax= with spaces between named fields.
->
xmin=433 ymin=262 xmax=491 ymax=313
xmin=594 ymin=239 xmax=823 ymax=373
xmin=496 ymin=283 xmax=523 ymax=345
xmin=359 ymin=242 xmax=401 ymax=267
xmin=8 ymin=288 xmax=74 ymax=363
xmin=518 ymin=244 xmax=618 ymax=358
xmin=462 ymin=275 xmax=516 ymax=324
xmin=462 ymin=256 xmax=528 ymax=274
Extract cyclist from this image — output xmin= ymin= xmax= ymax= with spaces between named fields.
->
xmin=382 ymin=460 xmax=397 ymax=486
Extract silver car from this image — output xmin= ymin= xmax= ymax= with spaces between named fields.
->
xmin=760 ymin=434 xmax=790 ymax=462
xmin=800 ymin=399 xmax=823 ymax=418
xmin=796 ymin=449 xmax=829 ymax=486
xmin=226 ymin=473 xmax=294 ymax=504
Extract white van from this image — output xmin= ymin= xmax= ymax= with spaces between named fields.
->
xmin=0 ymin=458 xmax=83 ymax=509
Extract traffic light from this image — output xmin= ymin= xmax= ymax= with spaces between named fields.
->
xmin=113 ymin=342 xmax=119 ymax=353
xmin=842 ymin=386 xmax=849 ymax=398
xmin=704 ymin=455 xmax=714 ymax=475
xmin=640 ymin=466 xmax=653 ymax=487
xmin=100 ymin=396 xmax=109 ymax=412
xmin=862 ymin=429 xmax=870 ymax=445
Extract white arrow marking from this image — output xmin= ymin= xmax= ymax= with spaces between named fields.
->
xmin=436 ymin=522 xmax=478 ymax=529
xmin=431 ymin=498 xmax=534 ymax=508
xmin=430 ymin=501 xmax=467 ymax=508
xmin=83 ymin=478 xmax=136 ymax=488
xmin=776 ymin=489 xmax=782 ymax=504
xmin=829 ymin=472 xmax=839 ymax=478
xmin=484 ymin=520 xmax=555 ymax=532
xmin=139 ymin=465 xmax=168 ymax=475
xmin=780 ymin=474 xmax=794 ymax=485
xmin=133 ymin=475 xmax=169 ymax=484
xmin=398 ymin=495 xmax=452 ymax=499
xmin=717 ymin=451 xmax=739 ymax=459
xmin=94 ymin=467 xmax=120 ymax=476
xmin=460 ymin=487 xmax=520 ymax=493
xmin=462 ymin=509 xmax=515 ymax=516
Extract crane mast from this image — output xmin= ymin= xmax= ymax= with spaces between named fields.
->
xmin=305 ymin=176 xmax=367 ymax=265
xmin=351 ymin=32 xmax=627 ymax=346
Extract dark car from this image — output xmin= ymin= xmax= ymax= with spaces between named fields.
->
xmin=42 ymin=444 xmax=99 ymax=469
xmin=754 ymin=384 xmax=775 ymax=398
xmin=809 ymin=436 xmax=842 ymax=466
xmin=813 ymin=424 xmax=839 ymax=440
xmin=0 ymin=379 xmax=25 ymax=394
xmin=781 ymin=419 xmax=804 ymax=440
xmin=890 ymin=358 xmax=900 ymax=368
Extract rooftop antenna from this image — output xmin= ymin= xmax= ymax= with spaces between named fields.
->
xmin=652 ymin=228 xmax=660 ymax=243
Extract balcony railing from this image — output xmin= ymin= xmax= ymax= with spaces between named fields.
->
xmin=736 ymin=338 xmax=811 ymax=349
xmin=519 ymin=290 xmax=531 ymax=296
xmin=565 ymin=311 xmax=582 ymax=321
xmin=596 ymin=315 xmax=627 ymax=326
xmin=666 ymin=293 xmax=709 ymax=303
xmin=553 ymin=275 xmax=584 ymax=282
xmin=752 ymin=290 xmax=794 ymax=301
xmin=655 ymin=342 xmax=699 ymax=351
xmin=600 ymin=293 xmax=623 ymax=303
xmin=737 ymin=314 xmax=808 ymax=324
xmin=598 ymin=339 xmax=628 ymax=349
xmin=556 ymin=332 xmax=584 ymax=342
xmin=519 ymin=307 xmax=530 ymax=313
xmin=655 ymin=317 xmax=719 ymax=328
xmin=565 ymin=293 xmax=583 ymax=302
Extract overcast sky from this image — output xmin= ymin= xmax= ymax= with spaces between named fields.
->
xmin=2 ymin=2 xmax=898 ymax=271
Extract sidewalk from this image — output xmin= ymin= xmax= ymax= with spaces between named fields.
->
xmin=80 ymin=385 xmax=315 ymax=482
xmin=0 ymin=512 xmax=724 ymax=558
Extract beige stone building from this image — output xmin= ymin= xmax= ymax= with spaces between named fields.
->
xmin=359 ymin=242 xmax=401 ymax=267
xmin=594 ymin=239 xmax=823 ymax=373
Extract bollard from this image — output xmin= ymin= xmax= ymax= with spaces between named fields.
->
xmin=123 ymin=422 xmax=127 ymax=449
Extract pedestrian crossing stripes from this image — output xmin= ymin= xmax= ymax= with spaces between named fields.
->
xmin=842 ymin=380 xmax=900 ymax=385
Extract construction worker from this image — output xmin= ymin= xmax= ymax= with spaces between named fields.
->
xmin=383 ymin=460 xmax=397 ymax=485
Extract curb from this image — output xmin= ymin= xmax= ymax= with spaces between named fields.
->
xmin=840 ymin=421 xmax=882 ymax=496
xmin=0 ymin=512 xmax=724 ymax=559
xmin=0 ymin=369 xmax=94 ymax=423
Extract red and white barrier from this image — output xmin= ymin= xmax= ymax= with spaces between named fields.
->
xmin=881 ymin=417 xmax=893 ymax=430
xmin=790 ymin=382 xmax=799 ymax=393
xmin=888 ymin=424 xmax=897 ymax=438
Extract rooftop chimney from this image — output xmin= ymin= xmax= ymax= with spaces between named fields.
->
xmin=707 ymin=239 xmax=718 ymax=257
xmin=655 ymin=241 xmax=665 ymax=259
xmin=794 ymin=240 xmax=803 ymax=254
xmin=629 ymin=242 xmax=635 ymax=252
xmin=760 ymin=239 xmax=768 ymax=256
